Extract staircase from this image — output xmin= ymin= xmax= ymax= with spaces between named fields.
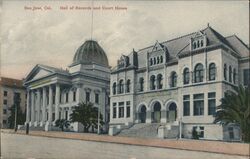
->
xmin=117 ymin=123 xmax=161 ymax=138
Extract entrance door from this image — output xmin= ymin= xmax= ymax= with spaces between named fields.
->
xmin=139 ymin=105 xmax=146 ymax=123
xmin=168 ymin=103 xmax=177 ymax=122
xmin=152 ymin=102 xmax=161 ymax=123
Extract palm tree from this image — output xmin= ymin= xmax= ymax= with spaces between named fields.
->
xmin=214 ymin=85 xmax=250 ymax=142
xmin=55 ymin=119 xmax=70 ymax=131
xmin=70 ymin=102 xmax=104 ymax=133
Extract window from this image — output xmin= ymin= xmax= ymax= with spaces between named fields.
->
xmin=208 ymin=92 xmax=216 ymax=115
xmin=118 ymin=102 xmax=124 ymax=118
xmin=229 ymin=66 xmax=232 ymax=82
xmin=113 ymin=103 xmax=117 ymax=118
xmin=157 ymin=57 xmax=160 ymax=64
xmin=3 ymin=99 xmax=7 ymax=105
xmin=160 ymin=56 xmax=163 ymax=63
xmin=4 ymin=91 xmax=7 ymax=96
xmin=183 ymin=68 xmax=190 ymax=84
xmin=65 ymin=111 xmax=68 ymax=120
xmin=150 ymin=58 xmax=153 ymax=66
xmin=65 ymin=93 xmax=69 ymax=103
xmin=139 ymin=78 xmax=144 ymax=92
xmin=95 ymin=93 xmax=99 ymax=104
xmin=233 ymin=68 xmax=236 ymax=84
xmin=157 ymin=74 xmax=163 ymax=89
xmin=243 ymin=69 xmax=250 ymax=86
xmin=86 ymin=92 xmax=90 ymax=102
xmin=126 ymin=79 xmax=131 ymax=93
xmin=112 ymin=82 xmax=116 ymax=95
xmin=3 ymin=109 xmax=7 ymax=114
xmin=200 ymin=40 xmax=203 ymax=47
xmin=194 ymin=64 xmax=204 ymax=83
xmin=209 ymin=63 xmax=216 ymax=81
xmin=224 ymin=64 xmax=227 ymax=80
xmin=170 ymin=72 xmax=177 ymax=87
xmin=193 ymin=94 xmax=204 ymax=116
xmin=126 ymin=101 xmax=131 ymax=118
xmin=150 ymin=75 xmax=156 ymax=90
xmin=183 ymin=95 xmax=190 ymax=116
xmin=228 ymin=127 xmax=234 ymax=139
xmin=193 ymin=42 xmax=196 ymax=49
xmin=119 ymin=80 xmax=124 ymax=94
xmin=73 ymin=91 xmax=76 ymax=101
xmin=52 ymin=113 xmax=55 ymax=121
xmin=154 ymin=58 xmax=156 ymax=65
xmin=3 ymin=120 xmax=7 ymax=124
xmin=52 ymin=93 xmax=55 ymax=104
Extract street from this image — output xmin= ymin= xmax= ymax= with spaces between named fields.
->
xmin=1 ymin=133 xmax=248 ymax=159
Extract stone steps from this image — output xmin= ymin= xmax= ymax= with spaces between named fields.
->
xmin=118 ymin=123 xmax=161 ymax=138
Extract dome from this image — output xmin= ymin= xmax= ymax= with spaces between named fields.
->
xmin=72 ymin=40 xmax=109 ymax=67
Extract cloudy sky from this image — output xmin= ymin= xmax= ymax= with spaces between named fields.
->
xmin=1 ymin=0 xmax=249 ymax=79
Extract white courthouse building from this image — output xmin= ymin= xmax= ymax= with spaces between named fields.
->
xmin=109 ymin=25 xmax=249 ymax=141
xmin=24 ymin=40 xmax=110 ymax=131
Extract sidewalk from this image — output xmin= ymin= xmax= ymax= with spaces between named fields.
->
xmin=1 ymin=129 xmax=249 ymax=156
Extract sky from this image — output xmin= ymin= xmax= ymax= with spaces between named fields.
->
xmin=0 ymin=0 xmax=249 ymax=79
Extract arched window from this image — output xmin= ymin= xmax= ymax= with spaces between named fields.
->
xmin=126 ymin=79 xmax=131 ymax=93
xmin=157 ymin=57 xmax=160 ymax=64
xmin=160 ymin=56 xmax=163 ymax=63
xmin=157 ymin=74 xmax=163 ymax=89
xmin=170 ymin=72 xmax=177 ymax=87
xmin=154 ymin=58 xmax=156 ymax=65
xmin=209 ymin=63 xmax=216 ymax=81
xmin=201 ymin=40 xmax=203 ymax=47
xmin=139 ymin=78 xmax=144 ymax=92
xmin=119 ymin=80 xmax=124 ymax=94
xmin=194 ymin=64 xmax=204 ymax=83
xmin=183 ymin=68 xmax=190 ymax=84
xmin=150 ymin=58 xmax=153 ymax=66
xmin=193 ymin=42 xmax=196 ymax=49
xmin=229 ymin=66 xmax=232 ymax=82
xmin=233 ymin=68 xmax=236 ymax=84
xmin=197 ymin=41 xmax=200 ymax=48
xmin=150 ymin=75 xmax=156 ymax=90
xmin=112 ymin=82 xmax=116 ymax=95
xmin=224 ymin=64 xmax=227 ymax=80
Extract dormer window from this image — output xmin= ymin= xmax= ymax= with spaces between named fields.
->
xmin=191 ymin=32 xmax=206 ymax=50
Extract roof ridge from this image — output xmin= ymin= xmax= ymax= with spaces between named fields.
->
xmin=227 ymin=34 xmax=250 ymax=50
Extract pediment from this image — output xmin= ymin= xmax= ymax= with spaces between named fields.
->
xmin=193 ymin=31 xmax=204 ymax=38
xmin=25 ymin=65 xmax=54 ymax=82
xmin=152 ymin=41 xmax=165 ymax=52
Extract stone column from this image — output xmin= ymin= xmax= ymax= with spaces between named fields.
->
xmin=26 ymin=90 xmax=30 ymax=124
xmin=41 ymin=87 xmax=46 ymax=126
xmin=146 ymin=110 xmax=152 ymax=123
xmin=30 ymin=90 xmax=35 ymax=125
xmin=48 ymin=85 xmax=53 ymax=123
xmin=55 ymin=84 xmax=60 ymax=122
xmin=35 ymin=89 xmax=41 ymax=126
xmin=160 ymin=110 xmax=167 ymax=123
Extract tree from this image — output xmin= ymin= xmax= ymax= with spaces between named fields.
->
xmin=214 ymin=85 xmax=250 ymax=142
xmin=70 ymin=102 xmax=104 ymax=133
xmin=8 ymin=104 xmax=26 ymax=129
xmin=55 ymin=119 xmax=70 ymax=131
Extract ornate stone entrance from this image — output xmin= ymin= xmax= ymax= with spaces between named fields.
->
xmin=139 ymin=105 xmax=147 ymax=123
xmin=152 ymin=102 xmax=161 ymax=123
xmin=168 ymin=103 xmax=177 ymax=122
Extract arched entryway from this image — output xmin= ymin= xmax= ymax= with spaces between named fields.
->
xmin=152 ymin=102 xmax=161 ymax=123
xmin=168 ymin=103 xmax=177 ymax=122
xmin=139 ymin=105 xmax=147 ymax=123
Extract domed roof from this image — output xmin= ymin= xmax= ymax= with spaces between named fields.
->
xmin=72 ymin=40 xmax=109 ymax=67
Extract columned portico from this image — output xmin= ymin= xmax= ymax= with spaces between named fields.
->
xmin=26 ymin=90 xmax=30 ymax=124
xmin=41 ymin=87 xmax=46 ymax=126
xmin=30 ymin=90 xmax=35 ymax=126
xmin=48 ymin=85 xmax=53 ymax=123
xmin=55 ymin=84 xmax=60 ymax=122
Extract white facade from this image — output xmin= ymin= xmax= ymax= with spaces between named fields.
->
xmin=109 ymin=26 xmax=249 ymax=140
xmin=24 ymin=40 xmax=110 ymax=132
